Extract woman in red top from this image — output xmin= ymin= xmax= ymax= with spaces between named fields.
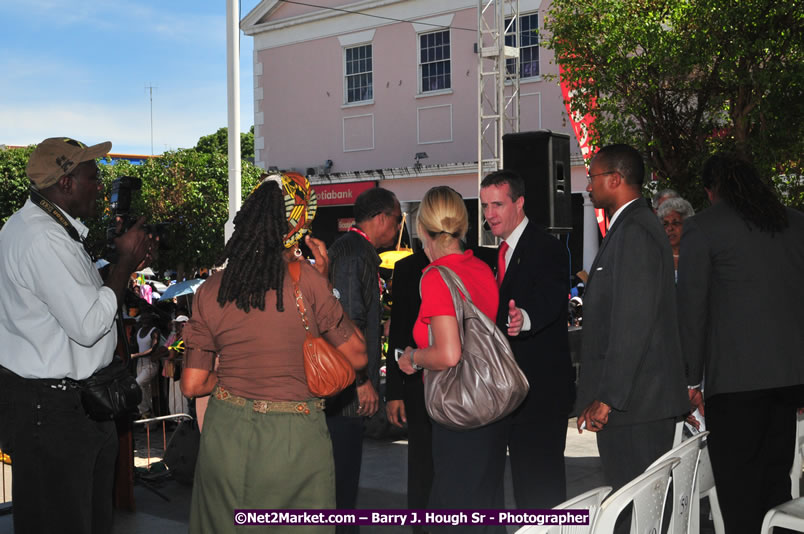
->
xmin=399 ymin=186 xmax=506 ymax=534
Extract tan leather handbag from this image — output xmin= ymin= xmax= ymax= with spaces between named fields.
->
xmin=421 ymin=265 xmax=529 ymax=430
xmin=288 ymin=261 xmax=356 ymax=397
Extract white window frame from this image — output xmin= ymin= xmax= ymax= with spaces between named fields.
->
xmin=417 ymin=28 xmax=452 ymax=94
xmin=343 ymin=43 xmax=374 ymax=105
xmin=505 ymin=12 xmax=540 ymax=80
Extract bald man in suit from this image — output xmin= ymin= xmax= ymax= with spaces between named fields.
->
xmin=575 ymin=144 xmax=688 ymax=491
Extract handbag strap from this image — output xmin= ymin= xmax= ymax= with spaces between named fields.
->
xmin=420 ymin=265 xmax=467 ymax=345
xmin=287 ymin=260 xmax=311 ymax=333
xmin=419 ymin=265 xmax=501 ymax=346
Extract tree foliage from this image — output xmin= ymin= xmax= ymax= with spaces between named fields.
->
xmin=545 ymin=0 xmax=804 ymax=209
xmin=0 ymin=143 xmax=263 ymax=273
xmin=0 ymin=145 xmax=34 ymax=226
xmin=194 ymin=125 xmax=255 ymax=161
xmin=93 ymin=150 xmax=262 ymax=272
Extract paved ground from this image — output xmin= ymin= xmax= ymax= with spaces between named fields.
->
xmin=0 ymin=418 xmax=745 ymax=533
xmin=0 ymin=419 xmax=603 ymax=533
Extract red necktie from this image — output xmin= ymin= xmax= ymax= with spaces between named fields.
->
xmin=497 ymin=241 xmax=509 ymax=288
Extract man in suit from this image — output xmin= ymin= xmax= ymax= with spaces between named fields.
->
xmin=327 ymin=187 xmax=401 ymax=533
xmin=575 ymin=144 xmax=688 ymax=491
xmin=677 ymin=154 xmax=804 ymax=533
xmin=479 ymin=169 xmax=575 ymax=509
xmin=385 ymin=249 xmax=433 ymax=533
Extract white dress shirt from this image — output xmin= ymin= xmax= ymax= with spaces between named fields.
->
xmin=607 ymin=197 xmax=640 ymax=229
xmin=0 ymin=200 xmax=118 ymax=379
xmin=501 ymin=216 xmax=532 ymax=332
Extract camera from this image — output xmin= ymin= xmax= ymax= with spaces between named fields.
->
xmin=105 ymin=175 xmax=168 ymax=261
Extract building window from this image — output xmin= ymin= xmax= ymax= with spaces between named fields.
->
xmin=419 ymin=29 xmax=451 ymax=93
xmin=505 ymin=13 xmax=539 ymax=79
xmin=345 ymin=44 xmax=373 ymax=103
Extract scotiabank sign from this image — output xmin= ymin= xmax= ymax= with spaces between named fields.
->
xmin=313 ymin=181 xmax=376 ymax=206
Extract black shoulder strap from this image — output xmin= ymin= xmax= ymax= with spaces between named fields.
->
xmin=29 ymin=187 xmax=94 ymax=260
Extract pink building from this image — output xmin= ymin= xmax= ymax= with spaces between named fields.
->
xmin=242 ymin=0 xmax=596 ymax=267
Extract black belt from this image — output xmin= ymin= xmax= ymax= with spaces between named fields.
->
xmin=0 ymin=364 xmax=81 ymax=391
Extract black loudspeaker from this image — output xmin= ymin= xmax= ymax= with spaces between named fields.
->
xmin=502 ymin=130 xmax=573 ymax=233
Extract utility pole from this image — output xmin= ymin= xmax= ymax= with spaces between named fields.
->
xmin=145 ymin=83 xmax=157 ymax=155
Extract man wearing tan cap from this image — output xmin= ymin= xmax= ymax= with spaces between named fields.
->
xmin=0 ymin=137 xmax=153 ymax=533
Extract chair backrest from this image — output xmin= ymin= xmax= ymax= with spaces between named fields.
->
xmin=591 ymin=458 xmax=679 ymax=534
xmin=514 ymin=486 xmax=612 ymax=534
xmin=792 ymin=411 xmax=804 ymax=498
xmin=648 ymin=431 xmax=709 ymax=534
xmin=694 ymin=436 xmax=726 ymax=534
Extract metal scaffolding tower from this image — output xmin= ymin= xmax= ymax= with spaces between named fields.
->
xmin=477 ymin=0 xmax=520 ymax=245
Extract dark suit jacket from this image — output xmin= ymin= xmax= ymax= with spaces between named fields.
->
xmin=575 ymin=199 xmax=688 ymax=426
xmin=677 ymin=203 xmax=804 ymax=397
xmin=386 ymin=250 xmax=430 ymax=400
xmin=496 ymin=220 xmax=575 ymax=421
xmin=327 ymin=230 xmax=382 ymax=416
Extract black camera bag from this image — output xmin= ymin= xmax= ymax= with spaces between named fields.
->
xmin=80 ymin=356 xmax=142 ymax=421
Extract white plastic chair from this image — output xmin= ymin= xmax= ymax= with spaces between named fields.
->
xmin=760 ymin=497 xmax=804 ymax=533
xmin=514 ymin=486 xmax=612 ymax=534
xmin=590 ymin=458 xmax=679 ymax=534
xmin=691 ymin=436 xmax=725 ymax=534
xmin=791 ymin=410 xmax=804 ymax=499
xmin=648 ymin=431 xmax=708 ymax=534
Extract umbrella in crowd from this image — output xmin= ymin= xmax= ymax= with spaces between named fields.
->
xmin=136 ymin=267 xmax=156 ymax=278
xmin=161 ymin=278 xmax=205 ymax=300
xmin=150 ymin=281 xmax=169 ymax=293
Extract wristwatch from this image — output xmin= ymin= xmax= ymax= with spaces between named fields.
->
xmin=410 ymin=349 xmax=423 ymax=372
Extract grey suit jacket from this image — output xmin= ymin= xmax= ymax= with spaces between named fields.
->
xmin=575 ymin=199 xmax=689 ymax=426
xmin=677 ymin=203 xmax=804 ymax=397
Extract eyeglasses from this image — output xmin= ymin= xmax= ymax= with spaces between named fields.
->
xmin=587 ymin=171 xmax=616 ymax=184
xmin=387 ymin=212 xmax=403 ymax=225
xmin=662 ymin=220 xmax=683 ymax=228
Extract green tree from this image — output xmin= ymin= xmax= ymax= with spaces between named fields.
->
xmin=1 ymin=142 xmax=263 ymax=271
xmin=94 ymin=150 xmax=262 ymax=273
xmin=194 ymin=125 xmax=255 ymax=161
xmin=545 ymin=0 xmax=804 ymax=209
xmin=0 ymin=145 xmax=35 ymax=227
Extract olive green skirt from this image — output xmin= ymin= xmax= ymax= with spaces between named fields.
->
xmin=189 ymin=393 xmax=336 ymax=534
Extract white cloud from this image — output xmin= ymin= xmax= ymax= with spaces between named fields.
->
xmin=0 ymin=92 xmax=253 ymax=155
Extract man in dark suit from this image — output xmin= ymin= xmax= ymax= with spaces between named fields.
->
xmin=385 ymin=249 xmax=433 ymax=533
xmin=479 ymin=169 xmax=575 ymax=509
xmin=327 ymin=187 xmax=402 ymax=533
xmin=677 ymin=154 xmax=804 ymax=533
xmin=575 ymin=144 xmax=688 ymax=491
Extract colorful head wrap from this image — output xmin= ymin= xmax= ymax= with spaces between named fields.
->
xmin=254 ymin=172 xmax=318 ymax=248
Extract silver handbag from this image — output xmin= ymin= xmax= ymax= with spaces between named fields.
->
xmin=421 ymin=265 xmax=529 ymax=430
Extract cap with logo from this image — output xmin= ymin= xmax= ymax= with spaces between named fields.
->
xmin=27 ymin=137 xmax=112 ymax=190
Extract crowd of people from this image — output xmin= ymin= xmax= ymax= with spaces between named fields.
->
xmin=0 ymin=136 xmax=801 ymax=534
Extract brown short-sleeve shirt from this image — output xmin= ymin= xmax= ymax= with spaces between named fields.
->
xmin=183 ymin=261 xmax=354 ymax=400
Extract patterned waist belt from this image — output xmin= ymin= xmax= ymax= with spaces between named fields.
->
xmin=214 ymin=385 xmax=324 ymax=415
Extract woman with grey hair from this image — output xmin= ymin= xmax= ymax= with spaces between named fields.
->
xmin=657 ymin=196 xmax=695 ymax=276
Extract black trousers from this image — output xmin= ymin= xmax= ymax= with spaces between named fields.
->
xmin=402 ymin=375 xmax=433 ymax=534
xmin=0 ymin=370 xmax=117 ymax=534
xmin=326 ymin=415 xmax=364 ymax=534
xmin=596 ymin=417 xmax=676 ymax=491
xmin=429 ymin=418 xmax=507 ymax=534
xmin=706 ymin=385 xmax=804 ymax=534
xmin=507 ymin=412 xmax=568 ymax=509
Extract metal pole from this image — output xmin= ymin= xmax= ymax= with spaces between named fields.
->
xmin=225 ymin=0 xmax=242 ymax=243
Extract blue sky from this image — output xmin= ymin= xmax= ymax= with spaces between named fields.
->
xmin=1 ymin=0 xmax=262 ymax=155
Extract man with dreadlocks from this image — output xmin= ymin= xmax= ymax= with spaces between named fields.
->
xmin=677 ymin=154 xmax=804 ymax=534
xmin=181 ymin=173 xmax=367 ymax=534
